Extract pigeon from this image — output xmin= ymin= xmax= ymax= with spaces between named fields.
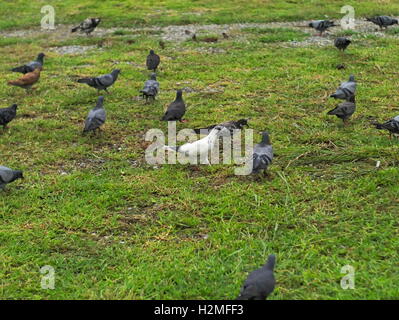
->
xmin=161 ymin=90 xmax=186 ymax=122
xmin=71 ymin=18 xmax=101 ymax=35
xmin=164 ymin=126 xmax=223 ymax=165
xmin=7 ymin=67 xmax=41 ymax=92
xmin=0 ymin=166 xmax=23 ymax=190
xmin=222 ymin=32 xmax=229 ymax=39
xmin=334 ymin=37 xmax=351 ymax=52
xmin=193 ymin=119 xmax=249 ymax=136
xmin=330 ymin=75 xmax=356 ymax=102
xmin=83 ymin=96 xmax=106 ymax=134
xmin=366 ymin=16 xmax=398 ymax=30
xmin=78 ymin=69 xmax=120 ymax=93
xmin=251 ymin=132 xmax=273 ymax=174
xmin=0 ymin=104 xmax=18 ymax=129
xmin=146 ymin=50 xmax=160 ymax=72
xmin=11 ymin=53 xmax=45 ymax=74
xmin=327 ymin=101 xmax=356 ymax=126
xmin=236 ymin=254 xmax=276 ymax=300
xmin=140 ymin=73 xmax=160 ymax=102
xmin=308 ymin=20 xmax=336 ymax=36
xmin=372 ymin=115 xmax=399 ymax=139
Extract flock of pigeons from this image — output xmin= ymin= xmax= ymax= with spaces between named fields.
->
xmin=1 ymin=14 xmax=399 ymax=300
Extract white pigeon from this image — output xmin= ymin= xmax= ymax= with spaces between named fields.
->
xmin=164 ymin=126 xmax=223 ymax=165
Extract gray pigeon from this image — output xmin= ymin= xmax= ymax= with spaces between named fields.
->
xmin=334 ymin=37 xmax=351 ymax=52
xmin=83 ymin=96 xmax=106 ymax=133
xmin=11 ymin=53 xmax=45 ymax=74
xmin=146 ymin=50 xmax=160 ymax=72
xmin=330 ymin=75 xmax=356 ymax=102
xmin=140 ymin=73 xmax=159 ymax=102
xmin=236 ymin=254 xmax=276 ymax=300
xmin=327 ymin=101 xmax=356 ymax=125
xmin=309 ymin=20 xmax=336 ymax=36
xmin=251 ymin=132 xmax=273 ymax=174
xmin=193 ymin=119 xmax=249 ymax=136
xmin=161 ymin=90 xmax=186 ymax=122
xmin=0 ymin=104 xmax=18 ymax=129
xmin=0 ymin=166 xmax=23 ymax=190
xmin=71 ymin=18 xmax=101 ymax=35
xmin=372 ymin=115 xmax=399 ymax=139
xmin=366 ymin=16 xmax=398 ymax=29
xmin=78 ymin=69 xmax=121 ymax=93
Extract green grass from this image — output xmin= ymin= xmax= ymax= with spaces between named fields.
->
xmin=1 ymin=0 xmax=399 ymax=30
xmin=243 ymin=27 xmax=308 ymax=43
xmin=1 ymin=1 xmax=399 ymax=300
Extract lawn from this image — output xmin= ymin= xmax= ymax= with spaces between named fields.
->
xmin=0 ymin=1 xmax=398 ymax=299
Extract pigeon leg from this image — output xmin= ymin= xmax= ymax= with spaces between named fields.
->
xmin=104 ymin=88 xmax=111 ymax=95
xmin=180 ymin=119 xmax=189 ymax=123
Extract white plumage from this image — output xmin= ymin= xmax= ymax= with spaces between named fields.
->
xmin=164 ymin=126 xmax=223 ymax=164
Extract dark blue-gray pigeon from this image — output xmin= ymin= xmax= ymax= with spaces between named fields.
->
xmin=251 ymin=132 xmax=273 ymax=174
xmin=71 ymin=18 xmax=101 ymax=35
xmin=146 ymin=50 xmax=160 ymax=72
xmin=330 ymin=75 xmax=356 ymax=102
xmin=78 ymin=69 xmax=120 ymax=93
xmin=236 ymin=254 xmax=276 ymax=300
xmin=366 ymin=16 xmax=398 ymax=29
xmin=334 ymin=37 xmax=351 ymax=52
xmin=140 ymin=73 xmax=159 ymax=102
xmin=193 ymin=119 xmax=249 ymax=136
xmin=83 ymin=96 xmax=106 ymax=133
xmin=0 ymin=166 xmax=23 ymax=190
xmin=309 ymin=20 xmax=336 ymax=36
xmin=11 ymin=53 xmax=45 ymax=74
xmin=372 ymin=115 xmax=399 ymax=139
xmin=327 ymin=101 xmax=356 ymax=125
xmin=0 ymin=104 xmax=18 ymax=129
xmin=161 ymin=90 xmax=186 ymax=122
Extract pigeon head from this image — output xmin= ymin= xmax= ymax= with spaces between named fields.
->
xmin=393 ymin=19 xmax=399 ymax=25
xmin=111 ymin=69 xmax=121 ymax=79
xmin=14 ymin=170 xmax=24 ymax=180
xmin=176 ymin=89 xmax=183 ymax=99
xmin=260 ymin=131 xmax=271 ymax=145
xmin=150 ymin=73 xmax=157 ymax=80
xmin=37 ymin=53 xmax=45 ymax=59
xmin=213 ymin=125 xmax=224 ymax=135
xmin=264 ymin=254 xmax=276 ymax=270
xmin=349 ymin=74 xmax=355 ymax=82
xmin=10 ymin=104 xmax=18 ymax=110
xmin=150 ymin=50 xmax=155 ymax=54
xmin=237 ymin=119 xmax=249 ymax=127
xmin=96 ymin=96 xmax=105 ymax=107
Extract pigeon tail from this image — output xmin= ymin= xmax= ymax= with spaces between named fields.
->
xmin=11 ymin=66 xmax=29 ymax=73
xmin=78 ymin=78 xmax=94 ymax=85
